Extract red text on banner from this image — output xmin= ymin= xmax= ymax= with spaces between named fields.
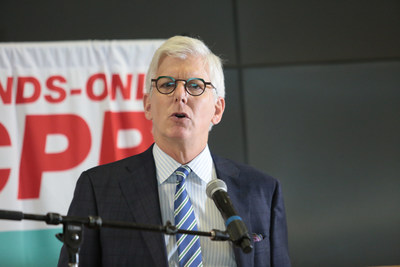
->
xmin=0 ymin=73 xmax=146 ymax=104
xmin=100 ymin=111 xmax=153 ymax=165
xmin=0 ymin=123 xmax=11 ymax=191
xmin=18 ymin=114 xmax=92 ymax=199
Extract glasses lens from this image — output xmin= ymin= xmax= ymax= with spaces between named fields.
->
xmin=156 ymin=77 xmax=176 ymax=94
xmin=186 ymin=78 xmax=205 ymax=96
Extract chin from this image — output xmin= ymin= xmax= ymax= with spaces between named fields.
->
xmin=169 ymin=132 xmax=192 ymax=141
xmin=163 ymin=128 xmax=191 ymax=140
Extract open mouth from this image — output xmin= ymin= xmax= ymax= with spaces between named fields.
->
xmin=172 ymin=113 xmax=188 ymax=119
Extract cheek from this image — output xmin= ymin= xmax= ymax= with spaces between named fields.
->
xmin=151 ymin=105 xmax=162 ymax=122
xmin=149 ymin=98 xmax=165 ymax=119
xmin=194 ymin=102 xmax=216 ymax=122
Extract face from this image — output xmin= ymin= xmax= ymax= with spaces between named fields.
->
xmin=144 ymin=55 xmax=225 ymax=147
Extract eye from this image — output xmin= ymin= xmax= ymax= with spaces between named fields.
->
xmin=186 ymin=79 xmax=205 ymax=92
xmin=160 ymin=81 xmax=175 ymax=88
xmin=156 ymin=77 xmax=176 ymax=93
xmin=187 ymin=82 xmax=200 ymax=89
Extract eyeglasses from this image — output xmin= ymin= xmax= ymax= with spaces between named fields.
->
xmin=151 ymin=76 xmax=216 ymax=96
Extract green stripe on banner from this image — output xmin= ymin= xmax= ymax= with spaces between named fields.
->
xmin=0 ymin=228 xmax=63 ymax=267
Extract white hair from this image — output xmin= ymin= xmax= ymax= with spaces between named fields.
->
xmin=145 ymin=36 xmax=225 ymax=98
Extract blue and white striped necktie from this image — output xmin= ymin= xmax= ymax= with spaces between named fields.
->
xmin=174 ymin=165 xmax=203 ymax=267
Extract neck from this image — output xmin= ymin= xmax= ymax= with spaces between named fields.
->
xmin=155 ymin=139 xmax=207 ymax=165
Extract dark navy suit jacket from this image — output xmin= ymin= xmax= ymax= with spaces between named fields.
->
xmin=58 ymin=145 xmax=291 ymax=266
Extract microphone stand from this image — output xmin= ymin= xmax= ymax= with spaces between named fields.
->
xmin=0 ymin=209 xmax=230 ymax=267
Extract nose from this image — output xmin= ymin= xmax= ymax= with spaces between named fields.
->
xmin=173 ymin=81 xmax=188 ymax=103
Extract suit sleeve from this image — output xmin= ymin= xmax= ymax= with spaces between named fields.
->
xmin=57 ymin=171 xmax=101 ymax=267
xmin=270 ymin=180 xmax=291 ymax=266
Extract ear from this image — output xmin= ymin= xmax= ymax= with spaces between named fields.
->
xmin=143 ymin=93 xmax=152 ymax=120
xmin=211 ymin=97 xmax=225 ymax=125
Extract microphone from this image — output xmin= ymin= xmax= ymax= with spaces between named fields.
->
xmin=206 ymin=179 xmax=253 ymax=253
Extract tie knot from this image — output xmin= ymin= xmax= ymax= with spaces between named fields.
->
xmin=175 ymin=165 xmax=191 ymax=182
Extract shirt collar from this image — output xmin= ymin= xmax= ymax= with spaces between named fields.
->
xmin=153 ymin=143 xmax=213 ymax=184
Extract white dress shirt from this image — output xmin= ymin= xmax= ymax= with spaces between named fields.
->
xmin=153 ymin=144 xmax=236 ymax=267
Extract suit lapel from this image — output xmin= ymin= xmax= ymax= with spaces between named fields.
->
xmin=213 ymin=155 xmax=253 ymax=267
xmin=113 ymin=149 xmax=252 ymax=266
xmin=117 ymin=147 xmax=168 ymax=267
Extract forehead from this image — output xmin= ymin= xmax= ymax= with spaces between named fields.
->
xmin=156 ymin=55 xmax=210 ymax=79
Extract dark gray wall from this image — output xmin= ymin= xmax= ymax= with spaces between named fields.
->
xmin=2 ymin=0 xmax=400 ymax=266
xmin=243 ymin=62 xmax=400 ymax=266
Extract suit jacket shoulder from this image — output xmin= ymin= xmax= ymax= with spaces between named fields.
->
xmin=58 ymin=145 xmax=169 ymax=267
xmin=212 ymin=154 xmax=291 ymax=267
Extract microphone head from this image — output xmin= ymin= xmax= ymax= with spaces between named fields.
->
xmin=206 ymin=179 xmax=227 ymax=198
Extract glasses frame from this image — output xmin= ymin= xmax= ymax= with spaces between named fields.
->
xmin=151 ymin=76 xmax=216 ymax=96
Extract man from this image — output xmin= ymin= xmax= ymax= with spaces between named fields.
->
xmin=58 ymin=36 xmax=291 ymax=266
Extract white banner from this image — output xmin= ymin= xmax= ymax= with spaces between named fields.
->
xmin=0 ymin=40 xmax=162 ymax=266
